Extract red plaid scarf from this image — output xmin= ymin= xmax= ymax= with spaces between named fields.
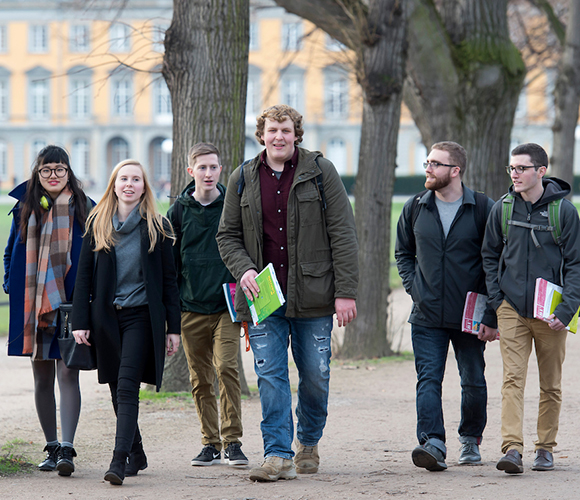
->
xmin=23 ymin=187 xmax=73 ymax=359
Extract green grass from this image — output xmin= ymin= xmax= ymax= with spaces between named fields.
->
xmin=332 ymin=351 xmax=414 ymax=368
xmin=0 ymin=439 xmax=34 ymax=476
xmin=139 ymin=389 xmax=191 ymax=401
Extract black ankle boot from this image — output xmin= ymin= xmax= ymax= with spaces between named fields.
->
xmin=104 ymin=451 xmax=129 ymax=485
xmin=56 ymin=446 xmax=77 ymax=476
xmin=38 ymin=444 xmax=60 ymax=471
xmin=126 ymin=442 xmax=148 ymax=476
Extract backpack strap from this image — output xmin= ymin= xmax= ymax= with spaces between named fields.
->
xmin=501 ymin=194 xmax=514 ymax=245
xmin=473 ymin=191 xmax=489 ymax=241
xmin=548 ymin=199 xmax=563 ymax=246
xmin=313 ymin=158 xmax=326 ymax=211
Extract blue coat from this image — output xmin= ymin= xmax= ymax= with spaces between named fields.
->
xmin=3 ymin=181 xmax=88 ymax=358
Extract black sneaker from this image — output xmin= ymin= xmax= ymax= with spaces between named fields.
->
xmin=191 ymin=445 xmax=221 ymax=466
xmin=38 ymin=444 xmax=60 ymax=471
xmin=56 ymin=446 xmax=77 ymax=476
xmin=224 ymin=443 xmax=249 ymax=466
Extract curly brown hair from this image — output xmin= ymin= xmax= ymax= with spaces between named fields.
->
xmin=255 ymin=104 xmax=304 ymax=146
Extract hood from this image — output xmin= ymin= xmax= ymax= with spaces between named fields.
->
xmin=176 ymin=179 xmax=227 ymax=208
xmin=508 ymin=177 xmax=571 ymax=205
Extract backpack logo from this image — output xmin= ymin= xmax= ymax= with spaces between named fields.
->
xmin=540 ymin=210 xmax=549 ymax=218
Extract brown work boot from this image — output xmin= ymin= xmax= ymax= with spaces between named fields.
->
xmin=249 ymin=456 xmax=297 ymax=482
xmin=295 ymin=440 xmax=319 ymax=474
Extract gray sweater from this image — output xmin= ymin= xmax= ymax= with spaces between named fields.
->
xmin=112 ymin=205 xmax=148 ymax=308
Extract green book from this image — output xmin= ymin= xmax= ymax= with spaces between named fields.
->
xmin=246 ymin=263 xmax=285 ymax=326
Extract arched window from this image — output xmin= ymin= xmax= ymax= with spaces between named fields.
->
xmin=326 ymin=138 xmax=347 ymax=175
xmin=72 ymin=138 xmax=90 ymax=179
xmin=107 ymin=137 xmax=130 ymax=171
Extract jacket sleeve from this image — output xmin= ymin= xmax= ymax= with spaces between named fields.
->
xmin=71 ymin=229 xmax=95 ymax=331
xmin=161 ymin=219 xmax=181 ymax=335
xmin=394 ymin=197 xmax=416 ymax=296
xmin=481 ymin=199 xmax=505 ymax=312
xmin=553 ymin=201 xmax=580 ymax=325
xmin=216 ymin=167 xmax=259 ymax=280
xmin=3 ymin=217 xmax=17 ymax=294
xmin=318 ymin=159 xmax=358 ymax=299
xmin=480 ymin=197 xmax=498 ymax=329
xmin=166 ymin=204 xmax=182 ymax=279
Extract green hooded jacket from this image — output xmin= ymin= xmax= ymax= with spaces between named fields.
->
xmin=167 ymin=180 xmax=234 ymax=314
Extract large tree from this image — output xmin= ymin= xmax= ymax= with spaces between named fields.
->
xmin=274 ymin=0 xmax=408 ymax=358
xmin=159 ymin=0 xmax=250 ymax=391
xmin=275 ymin=0 xmax=526 ymax=358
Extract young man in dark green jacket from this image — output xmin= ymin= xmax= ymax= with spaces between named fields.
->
xmin=167 ymin=142 xmax=248 ymax=468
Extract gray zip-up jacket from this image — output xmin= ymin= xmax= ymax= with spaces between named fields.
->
xmin=395 ymin=186 xmax=496 ymax=329
xmin=482 ymin=177 xmax=580 ymax=325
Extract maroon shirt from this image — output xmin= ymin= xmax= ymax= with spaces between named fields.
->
xmin=260 ymin=148 xmax=299 ymax=295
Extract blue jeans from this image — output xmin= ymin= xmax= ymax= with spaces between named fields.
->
xmin=248 ymin=304 xmax=332 ymax=459
xmin=411 ymin=324 xmax=487 ymax=455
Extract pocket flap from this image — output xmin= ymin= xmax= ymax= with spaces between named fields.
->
xmin=296 ymin=188 xmax=320 ymax=202
xmin=301 ymin=261 xmax=333 ymax=277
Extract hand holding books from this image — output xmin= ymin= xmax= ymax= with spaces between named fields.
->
xmin=243 ymin=263 xmax=285 ymax=326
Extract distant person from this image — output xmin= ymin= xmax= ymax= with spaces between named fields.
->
xmin=167 ymin=142 xmax=248 ymax=467
xmin=482 ymin=143 xmax=580 ymax=473
xmin=72 ymin=160 xmax=181 ymax=485
xmin=3 ymin=145 xmax=92 ymax=476
xmin=217 ymin=104 xmax=358 ymax=482
xmin=395 ymin=141 xmax=497 ymax=471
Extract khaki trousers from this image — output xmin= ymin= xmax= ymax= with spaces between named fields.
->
xmin=497 ymin=300 xmax=567 ymax=454
xmin=181 ymin=310 xmax=243 ymax=450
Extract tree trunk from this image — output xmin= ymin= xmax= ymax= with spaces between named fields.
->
xmin=550 ymin=0 xmax=580 ymax=193
xmin=405 ymin=0 xmax=526 ymax=201
xmin=159 ymin=0 xmax=250 ymax=392
xmin=273 ymin=0 xmax=407 ymax=359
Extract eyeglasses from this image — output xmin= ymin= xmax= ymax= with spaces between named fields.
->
xmin=505 ymin=165 xmax=540 ymax=175
xmin=423 ymin=161 xmax=457 ymax=169
xmin=39 ymin=167 xmax=68 ymax=179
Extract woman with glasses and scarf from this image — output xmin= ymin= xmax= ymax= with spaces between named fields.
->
xmin=71 ymin=159 xmax=180 ymax=486
xmin=3 ymin=145 xmax=93 ymax=477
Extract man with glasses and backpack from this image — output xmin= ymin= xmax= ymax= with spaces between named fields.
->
xmin=482 ymin=142 xmax=580 ymax=474
xmin=396 ymin=141 xmax=497 ymax=472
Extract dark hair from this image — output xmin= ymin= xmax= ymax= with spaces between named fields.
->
xmin=255 ymin=104 xmax=304 ymax=146
xmin=431 ymin=141 xmax=467 ymax=177
xmin=188 ymin=142 xmax=221 ymax=168
xmin=511 ymin=143 xmax=548 ymax=168
xmin=19 ymin=145 xmax=89 ymax=238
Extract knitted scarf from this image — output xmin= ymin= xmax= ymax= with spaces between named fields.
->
xmin=23 ymin=187 xmax=73 ymax=359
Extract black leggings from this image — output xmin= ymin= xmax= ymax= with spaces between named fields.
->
xmin=108 ymin=305 xmax=153 ymax=454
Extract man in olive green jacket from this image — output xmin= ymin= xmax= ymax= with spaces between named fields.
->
xmin=217 ymin=104 xmax=358 ymax=482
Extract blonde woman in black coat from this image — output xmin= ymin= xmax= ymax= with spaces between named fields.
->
xmin=72 ymin=159 xmax=180 ymax=485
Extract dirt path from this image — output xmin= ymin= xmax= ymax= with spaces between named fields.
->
xmin=2 ymin=288 xmax=580 ymax=499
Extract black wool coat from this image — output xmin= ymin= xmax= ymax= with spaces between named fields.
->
xmin=71 ymin=218 xmax=181 ymax=390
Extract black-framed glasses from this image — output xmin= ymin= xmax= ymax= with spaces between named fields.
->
xmin=505 ymin=165 xmax=540 ymax=175
xmin=423 ymin=161 xmax=457 ymax=169
xmin=39 ymin=167 xmax=68 ymax=179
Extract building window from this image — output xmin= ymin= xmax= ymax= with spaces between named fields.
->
xmin=70 ymin=25 xmax=90 ymax=52
xmin=249 ymin=22 xmax=259 ymax=51
xmin=280 ymin=66 xmax=304 ymax=112
xmin=326 ymin=34 xmax=345 ymax=52
xmin=281 ymin=22 xmax=302 ymax=51
xmin=151 ymin=137 xmax=171 ymax=181
xmin=325 ymin=68 xmax=349 ymax=119
xmin=0 ymin=78 xmax=8 ymax=120
xmin=32 ymin=140 xmax=47 ymax=159
xmin=109 ymin=23 xmax=131 ymax=53
xmin=70 ymin=76 xmax=91 ymax=119
xmin=152 ymin=24 xmax=167 ymax=52
xmin=153 ymin=77 xmax=172 ymax=117
xmin=326 ymin=138 xmax=347 ymax=175
xmin=72 ymin=138 xmax=90 ymax=179
xmin=245 ymin=136 xmax=259 ymax=160
xmin=30 ymin=25 xmax=48 ymax=53
xmin=0 ymin=25 xmax=7 ymax=53
xmin=30 ymin=79 xmax=49 ymax=119
xmin=0 ymin=140 xmax=6 ymax=180
xmin=515 ymin=87 xmax=527 ymax=122
xmin=112 ymin=78 xmax=132 ymax=116
xmin=246 ymin=66 xmax=261 ymax=120
xmin=108 ymin=137 xmax=130 ymax=170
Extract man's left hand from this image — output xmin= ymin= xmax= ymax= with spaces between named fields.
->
xmin=478 ymin=324 xmax=499 ymax=342
xmin=166 ymin=334 xmax=180 ymax=355
xmin=546 ymin=314 xmax=567 ymax=331
xmin=335 ymin=298 xmax=357 ymax=327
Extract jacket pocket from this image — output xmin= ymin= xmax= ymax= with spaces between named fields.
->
xmin=299 ymin=261 xmax=335 ymax=310
xmin=296 ymin=186 xmax=323 ymax=226
xmin=240 ymin=197 xmax=254 ymax=231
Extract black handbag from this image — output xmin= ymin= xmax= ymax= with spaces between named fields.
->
xmin=57 ymin=302 xmax=96 ymax=370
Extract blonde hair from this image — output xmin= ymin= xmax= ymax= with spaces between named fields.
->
xmin=86 ymin=159 xmax=174 ymax=253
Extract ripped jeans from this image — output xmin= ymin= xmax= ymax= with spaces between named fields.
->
xmin=248 ymin=303 xmax=332 ymax=459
